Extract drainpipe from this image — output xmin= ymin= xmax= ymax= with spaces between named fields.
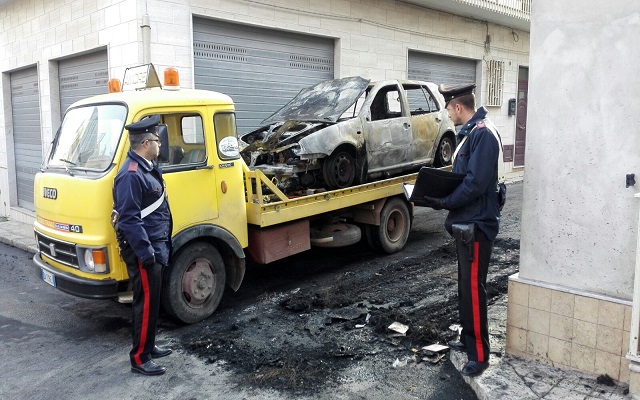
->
xmin=628 ymin=191 xmax=640 ymax=392
xmin=142 ymin=15 xmax=151 ymax=64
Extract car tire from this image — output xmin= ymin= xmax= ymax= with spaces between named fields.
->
xmin=310 ymin=223 xmax=362 ymax=248
xmin=322 ymin=149 xmax=356 ymax=189
xmin=434 ymin=135 xmax=455 ymax=167
xmin=161 ymin=241 xmax=226 ymax=324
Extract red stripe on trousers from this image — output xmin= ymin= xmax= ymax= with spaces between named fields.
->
xmin=471 ymin=241 xmax=484 ymax=362
xmin=133 ymin=261 xmax=151 ymax=366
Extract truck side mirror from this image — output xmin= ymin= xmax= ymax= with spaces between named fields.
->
xmin=157 ymin=124 xmax=170 ymax=162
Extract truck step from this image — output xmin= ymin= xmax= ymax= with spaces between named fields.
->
xmin=117 ymin=291 xmax=133 ymax=303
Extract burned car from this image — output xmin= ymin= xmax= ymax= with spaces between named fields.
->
xmin=239 ymin=76 xmax=456 ymax=193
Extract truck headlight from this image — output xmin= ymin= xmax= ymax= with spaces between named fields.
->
xmin=78 ymin=247 xmax=109 ymax=273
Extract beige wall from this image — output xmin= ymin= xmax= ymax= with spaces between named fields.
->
xmin=507 ymin=275 xmax=632 ymax=383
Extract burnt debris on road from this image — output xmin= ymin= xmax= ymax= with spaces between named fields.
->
xmin=177 ymin=234 xmax=519 ymax=395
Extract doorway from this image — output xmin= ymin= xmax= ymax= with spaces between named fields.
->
xmin=514 ymin=67 xmax=528 ymax=167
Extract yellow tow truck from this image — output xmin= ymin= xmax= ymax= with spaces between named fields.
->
xmin=33 ymin=65 xmax=417 ymax=323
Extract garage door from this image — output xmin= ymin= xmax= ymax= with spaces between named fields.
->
xmin=59 ymin=50 xmax=109 ymax=114
xmin=10 ymin=67 xmax=42 ymax=211
xmin=193 ymin=18 xmax=335 ymax=134
xmin=408 ymin=51 xmax=477 ymax=86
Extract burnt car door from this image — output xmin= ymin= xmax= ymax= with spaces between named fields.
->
xmin=362 ymin=83 xmax=412 ymax=174
xmin=403 ymin=83 xmax=441 ymax=164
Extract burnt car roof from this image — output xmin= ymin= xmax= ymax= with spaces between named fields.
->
xmin=261 ymin=76 xmax=371 ymax=125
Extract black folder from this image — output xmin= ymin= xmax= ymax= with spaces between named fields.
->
xmin=405 ymin=167 xmax=465 ymax=203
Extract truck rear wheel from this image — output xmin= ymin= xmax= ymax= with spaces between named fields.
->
xmin=371 ymin=197 xmax=411 ymax=254
xmin=162 ymin=242 xmax=226 ymax=324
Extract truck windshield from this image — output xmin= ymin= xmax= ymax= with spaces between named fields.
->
xmin=47 ymin=104 xmax=127 ymax=171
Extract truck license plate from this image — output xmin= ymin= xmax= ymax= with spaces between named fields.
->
xmin=41 ymin=269 xmax=56 ymax=287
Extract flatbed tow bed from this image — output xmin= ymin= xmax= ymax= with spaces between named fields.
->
xmin=244 ymin=162 xmax=418 ymax=227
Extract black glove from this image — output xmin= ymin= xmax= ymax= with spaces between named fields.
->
xmin=142 ymin=255 xmax=156 ymax=269
xmin=423 ymin=196 xmax=446 ymax=210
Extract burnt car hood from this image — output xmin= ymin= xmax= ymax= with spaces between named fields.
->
xmin=261 ymin=76 xmax=371 ymax=125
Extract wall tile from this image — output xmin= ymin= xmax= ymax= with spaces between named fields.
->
xmin=507 ymin=302 xmax=528 ymax=330
xmin=594 ymin=350 xmax=621 ymax=381
xmin=596 ymin=324 xmax=622 ymax=356
xmin=573 ymin=319 xmax=597 ymax=348
xmin=549 ymin=313 xmax=573 ymax=341
xmin=574 ymin=295 xmax=599 ymax=324
xmin=526 ymin=331 xmax=549 ymax=358
xmin=528 ymin=308 xmax=550 ymax=335
xmin=620 ymin=360 xmax=630 ymax=383
xmin=529 ymin=285 xmax=551 ymax=311
xmin=508 ymin=280 xmax=529 ymax=306
xmin=624 ymin=304 xmax=632 ymax=332
xmin=548 ymin=337 xmax=571 ymax=366
xmin=598 ymin=300 xmax=625 ymax=330
xmin=506 ymin=325 xmax=527 ymax=353
xmin=550 ymin=290 xmax=574 ymax=317
xmin=571 ymin=343 xmax=595 ymax=373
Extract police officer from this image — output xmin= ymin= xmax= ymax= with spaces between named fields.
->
xmin=422 ymin=84 xmax=502 ymax=377
xmin=113 ymin=114 xmax=172 ymax=376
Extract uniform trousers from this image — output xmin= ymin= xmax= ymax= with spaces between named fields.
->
xmin=122 ymin=245 xmax=163 ymax=366
xmin=455 ymin=228 xmax=493 ymax=363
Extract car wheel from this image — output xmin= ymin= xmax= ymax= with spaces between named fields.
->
xmin=322 ymin=149 xmax=356 ymax=189
xmin=434 ymin=135 xmax=455 ymax=167
xmin=161 ymin=241 xmax=226 ymax=324
xmin=310 ymin=223 xmax=362 ymax=247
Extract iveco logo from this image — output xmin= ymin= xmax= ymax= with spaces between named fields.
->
xmin=43 ymin=187 xmax=57 ymax=199
xmin=49 ymin=243 xmax=57 ymax=258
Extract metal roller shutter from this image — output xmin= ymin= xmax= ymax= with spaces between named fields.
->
xmin=193 ymin=18 xmax=335 ymax=134
xmin=10 ymin=67 xmax=42 ymax=211
xmin=59 ymin=51 xmax=109 ymax=114
xmin=408 ymin=51 xmax=477 ymax=86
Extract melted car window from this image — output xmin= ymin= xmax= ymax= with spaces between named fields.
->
xmin=405 ymin=85 xmax=439 ymax=114
xmin=371 ymin=87 xmax=403 ymax=121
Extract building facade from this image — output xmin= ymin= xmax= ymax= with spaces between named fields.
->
xmin=0 ymin=0 xmax=530 ymax=222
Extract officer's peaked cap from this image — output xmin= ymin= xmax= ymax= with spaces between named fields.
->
xmin=125 ymin=114 xmax=160 ymax=135
xmin=438 ymin=83 xmax=476 ymax=105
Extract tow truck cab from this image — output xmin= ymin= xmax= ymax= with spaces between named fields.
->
xmin=33 ymin=65 xmax=248 ymax=323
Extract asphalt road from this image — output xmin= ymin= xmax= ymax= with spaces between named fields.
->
xmin=0 ymin=182 xmax=522 ymax=399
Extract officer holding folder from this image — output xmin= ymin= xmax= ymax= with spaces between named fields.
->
xmin=420 ymin=83 xmax=502 ymax=377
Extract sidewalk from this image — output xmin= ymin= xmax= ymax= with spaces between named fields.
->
xmin=0 ymin=217 xmax=38 ymax=254
xmin=1 ymin=170 xmax=633 ymax=399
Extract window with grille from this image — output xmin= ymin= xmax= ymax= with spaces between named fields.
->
xmin=487 ymin=60 xmax=504 ymax=106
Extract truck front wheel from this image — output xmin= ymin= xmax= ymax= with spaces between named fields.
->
xmin=372 ymin=197 xmax=411 ymax=254
xmin=162 ymin=242 xmax=226 ymax=324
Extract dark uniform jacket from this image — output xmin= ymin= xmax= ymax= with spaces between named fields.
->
xmin=114 ymin=149 xmax=171 ymax=265
xmin=442 ymin=107 xmax=501 ymax=240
